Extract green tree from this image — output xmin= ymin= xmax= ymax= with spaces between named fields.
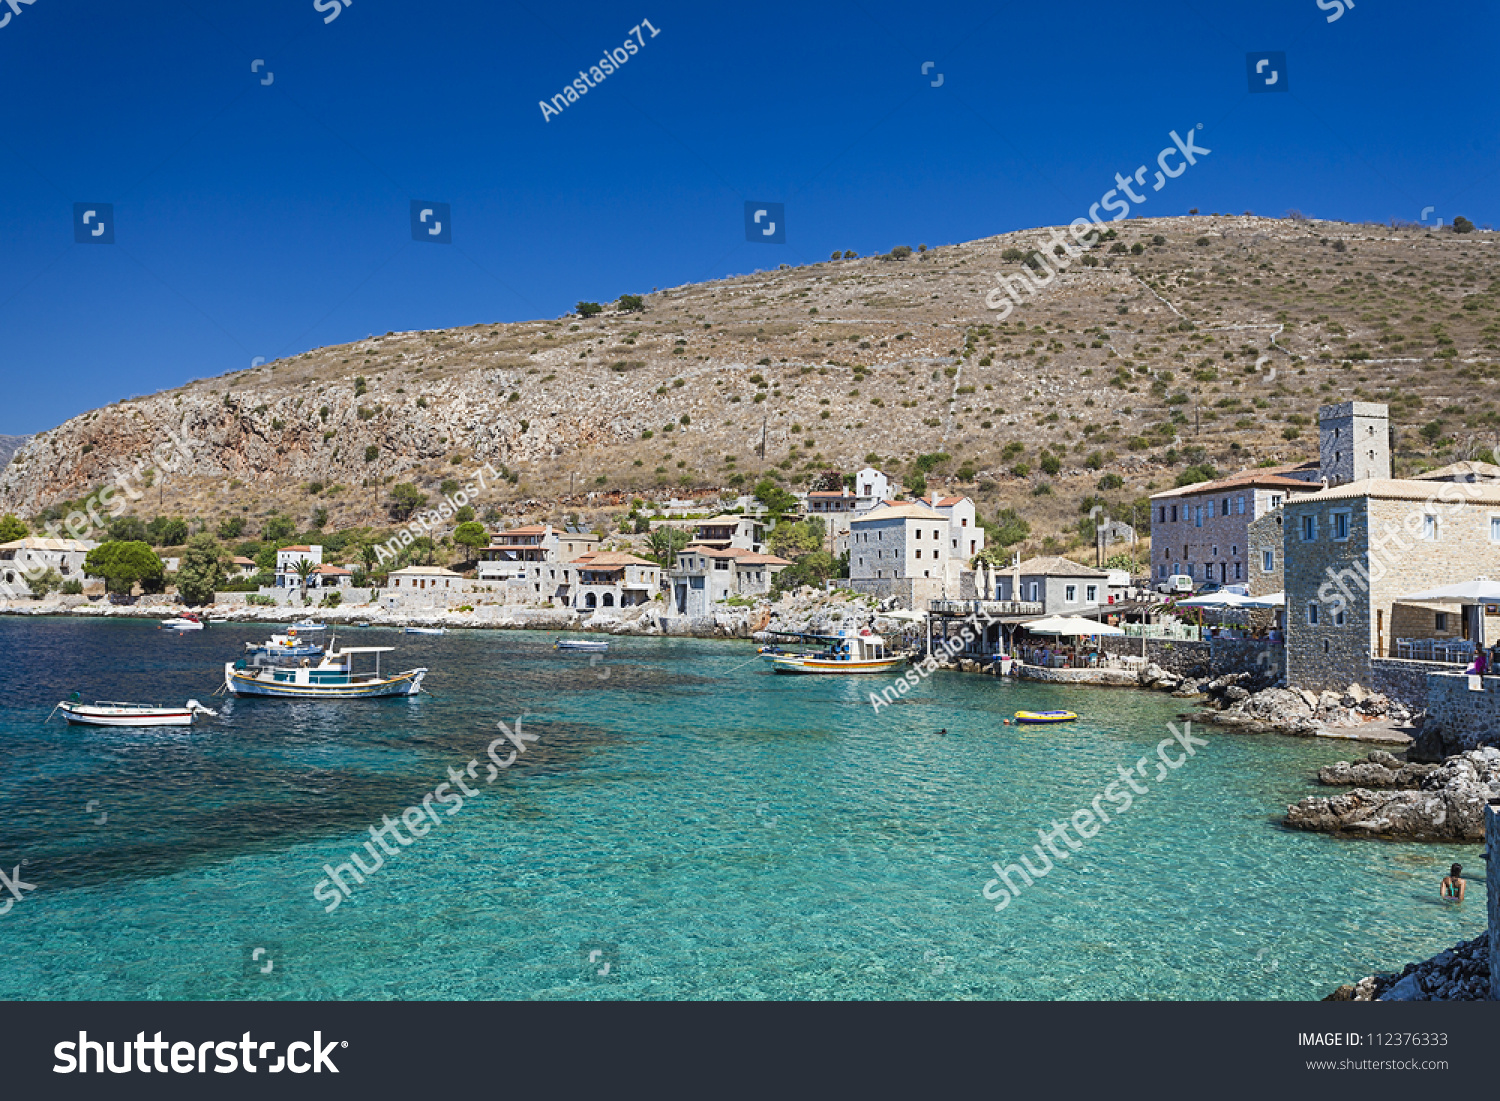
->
xmin=84 ymin=541 xmax=165 ymax=595
xmin=0 ymin=514 xmax=28 ymax=542
xmin=1174 ymin=463 xmax=1219 ymax=488
xmin=1104 ymin=552 xmax=1138 ymax=573
xmin=646 ymin=526 xmax=690 ymax=567
xmin=617 ymin=294 xmax=645 ymax=312
xmin=27 ymin=567 xmax=62 ymax=599
xmin=1452 ymin=216 xmax=1475 ymax=234
xmin=768 ymin=518 xmax=827 ymax=557
xmin=453 ymin=521 xmax=489 ymax=563
xmin=107 ymin=515 xmax=148 ymax=542
xmin=409 ymin=536 xmax=437 ymax=565
xmin=262 ymin=515 xmax=296 ymax=542
xmin=292 ymin=556 xmax=317 ymax=594
xmin=176 ymin=533 xmax=228 ymax=606
xmin=216 ymin=516 xmax=245 ymax=540
xmin=753 ymin=478 xmax=798 ymax=518
xmin=390 ymin=483 xmax=428 ymax=520
xmin=577 ymin=301 xmax=603 ymax=318
xmin=770 ymin=551 xmax=838 ymax=594
xmin=146 ymin=516 xmax=189 ymax=546
xmin=980 ymin=507 xmax=1031 ymax=548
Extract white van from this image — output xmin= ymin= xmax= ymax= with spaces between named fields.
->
xmin=1157 ymin=574 xmax=1194 ymax=595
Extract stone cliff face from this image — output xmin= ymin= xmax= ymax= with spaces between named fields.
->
xmin=0 ymin=435 xmax=30 ymax=472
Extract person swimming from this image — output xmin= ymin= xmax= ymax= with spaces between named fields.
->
xmin=1440 ymin=863 xmax=1466 ymax=903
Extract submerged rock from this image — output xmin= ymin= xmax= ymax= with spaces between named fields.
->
xmin=1286 ymin=747 xmax=1500 ymax=841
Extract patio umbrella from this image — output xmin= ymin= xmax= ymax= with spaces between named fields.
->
xmin=1239 ymin=592 xmax=1285 ymax=609
xmin=881 ymin=609 xmax=927 ymax=623
xmin=1395 ymin=578 xmax=1500 ymax=604
xmin=1023 ymin=615 xmax=1125 ymax=636
xmin=1175 ymin=592 xmax=1254 ymax=608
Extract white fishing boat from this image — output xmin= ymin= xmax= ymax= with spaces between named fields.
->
xmin=766 ymin=629 xmax=906 ymax=675
xmin=223 ymin=644 xmax=426 ymax=699
xmin=161 ymin=614 xmax=205 ymax=631
xmin=404 ymin=626 xmax=447 ymax=636
xmin=51 ymin=698 xmax=218 ymax=728
xmin=554 ymin=638 xmax=608 ymax=652
xmin=290 ymin=619 xmax=327 ymax=632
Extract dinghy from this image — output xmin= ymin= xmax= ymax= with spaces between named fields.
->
xmin=52 ymin=698 xmax=218 ymax=728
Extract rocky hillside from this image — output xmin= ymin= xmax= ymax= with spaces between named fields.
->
xmin=2 ymin=214 xmax=1496 ymax=549
xmin=0 ymin=435 xmax=30 ymax=472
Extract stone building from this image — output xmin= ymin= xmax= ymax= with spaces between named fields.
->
xmin=0 ymin=536 xmax=95 ymax=596
xmin=1148 ymin=472 xmax=1308 ymax=586
xmin=1245 ymin=510 xmax=1285 ymax=598
xmin=568 ymin=552 xmax=661 ymax=611
xmin=1318 ymin=401 xmax=1390 ymax=487
xmin=669 ymin=546 xmax=791 ymax=616
xmin=478 ymin=524 xmax=599 ymax=582
xmin=387 ymin=565 xmax=462 ymax=592
xmin=1283 ymin=478 xmax=1500 ymax=692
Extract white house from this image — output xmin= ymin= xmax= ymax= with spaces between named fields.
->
xmin=275 ymin=545 xmax=323 ymax=588
xmin=849 ymin=501 xmax=951 ymax=583
xmin=478 ymin=524 xmax=600 ymax=582
xmin=569 ymin=552 xmax=662 ymax=611
xmin=0 ymin=536 xmax=96 ymax=596
xmin=309 ymin=564 xmax=354 ymax=589
xmin=922 ymin=493 xmax=985 ymax=565
xmin=229 ymin=556 xmax=259 ymax=579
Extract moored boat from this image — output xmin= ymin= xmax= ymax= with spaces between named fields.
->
xmin=291 ymin=619 xmax=327 ymax=632
xmin=554 ymin=638 xmax=608 ymax=652
xmin=52 ymin=698 xmax=218 ymax=728
xmin=223 ymin=644 xmax=426 ymax=699
xmin=404 ymin=626 xmax=447 ymax=636
xmin=768 ymin=629 xmax=905 ymax=675
xmin=244 ymin=632 xmax=325 ymax=659
xmin=161 ymin=614 xmax=205 ymax=631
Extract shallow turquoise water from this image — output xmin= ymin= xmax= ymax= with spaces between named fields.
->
xmin=0 ymin=617 xmax=1483 ymax=1000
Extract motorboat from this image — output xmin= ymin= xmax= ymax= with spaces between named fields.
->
xmin=51 ymin=698 xmax=218 ymax=728
xmin=554 ymin=639 xmax=608 ymax=652
xmin=224 ymin=643 xmax=426 ymax=699
xmin=161 ymin=614 xmax=205 ymax=631
xmin=1014 ymin=710 xmax=1079 ymax=725
xmin=290 ymin=619 xmax=327 ymax=632
xmin=767 ymin=629 xmax=905 ymax=675
xmin=404 ymin=626 xmax=447 ymax=636
xmin=244 ymin=632 xmax=325 ymax=659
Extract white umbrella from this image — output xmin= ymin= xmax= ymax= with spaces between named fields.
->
xmin=881 ymin=609 xmax=926 ymax=623
xmin=1024 ymin=615 xmax=1125 ymax=636
xmin=1395 ymin=578 xmax=1500 ymax=604
xmin=1175 ymin=592 xmax=1253 ymax=608
xmin=1239 ymin=592 xmax=1285 ymax=609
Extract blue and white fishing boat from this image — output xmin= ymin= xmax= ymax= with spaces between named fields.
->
xmin=290 ymin=618 xmax=327 ymax=632
xmin=223 ymin=643 xmax=426 ymax=699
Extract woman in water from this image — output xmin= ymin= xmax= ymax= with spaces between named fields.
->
xmin=1440 ymin=863 xmax=1466 ymax=903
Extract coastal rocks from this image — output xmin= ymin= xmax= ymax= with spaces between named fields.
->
xmin=1285 ymin=747 xmax=1500 ymax=841
xmin=1196 ymin=680 xmax=1412 ymax=739
xmin=1317 ymin=750 xmax=1437 ymax=789
xmin=1330 ymin=932 xmax=1490 ymax=1001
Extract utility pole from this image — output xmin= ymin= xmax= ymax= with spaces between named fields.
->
xmin=759 ymin=416 xmax=767 ymax=463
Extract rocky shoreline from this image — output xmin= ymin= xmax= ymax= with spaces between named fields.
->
xmin=1329 ymin=932 xmax=1490 ymax=1001
xmin=1284 ymin=747 xmax=1500 ymax=842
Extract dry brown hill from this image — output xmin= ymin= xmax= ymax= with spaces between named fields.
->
xmin=2 ymin=213 xmax=1496 ymax=559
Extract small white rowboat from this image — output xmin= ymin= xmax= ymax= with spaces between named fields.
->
xmin=554 ymin=639 xmax=608 ymax=652
xmin=52 ymin=699 xmax=218 ymax=728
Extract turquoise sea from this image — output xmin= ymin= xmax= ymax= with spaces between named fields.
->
xmin=0 ymin=617 xmax=1483 ymax=1000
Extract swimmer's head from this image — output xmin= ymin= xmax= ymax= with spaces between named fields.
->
xmin=1451 ymin=863 xmax=1463 ymax=878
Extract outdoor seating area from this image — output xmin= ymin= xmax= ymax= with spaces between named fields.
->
xmin=1395 ymin=638 xmax=1476 ymax=664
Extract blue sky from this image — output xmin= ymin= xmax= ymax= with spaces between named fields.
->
xmin=1 ymin=0 xmax=1495 ymax=434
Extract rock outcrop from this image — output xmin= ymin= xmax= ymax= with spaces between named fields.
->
xmin=1285 ymin=748 xmax=1500 ymax=841
xmin=1316 ymin=750 xmax=1438 ymax=789
xmin=1328 ymin=932 xmax=1490 ymax=1001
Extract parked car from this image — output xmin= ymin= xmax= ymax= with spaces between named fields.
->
xmin=1223 ymin=584 xmax=1249 ymax=597
xmin=1156 ymin=574 xmax=1194 ymax=595
xmin=1197 ymin=581 xmax=1224 ymax=595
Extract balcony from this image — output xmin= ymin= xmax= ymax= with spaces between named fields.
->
xmin=929 ymin=599 xmax=1044 ymax=617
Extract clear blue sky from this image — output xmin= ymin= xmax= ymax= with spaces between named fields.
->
xmin=1 ymin=0 xmax=1495 ymax=434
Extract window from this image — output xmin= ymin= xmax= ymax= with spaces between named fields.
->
xmin=1223 ymin=497 xmax=1230 ymax=515
xmin=1300 ymin=515 xmax=1315 ymax=541
xmin=1234 ymin=562 xmax=1242 ymax=580
xmin=1028 ymin=582 xmax=1040 ymax=601
xmin=1436 ymin=612 xmax=1449 ymax=632
xmin=1212 ymin=545 xmax=1219 ymax=558
xmin=1236 ymin=496 xmax=1245 ymax=515
xmin=1158 ymin=564 xmax=1168 ymax=579
xmin=1491 ymin=517 xmax=1500 ymax=543
xmin=1171 ymin=505 xmax=1178 ymax=522
xmin=1159 ymin=506 xmax=1166 ymax=523
xmin=961 ymin=518 xmax=968 ymax=527
xmin=915 ymin=549 xmax=922 ymax=559
xmin=1086 ymin=585 xmax=1098 ymax=602
xmin=1065 ymin=585 xmax=1077 ymax=602
xmin=915 ymin=529 xmax=922 ymax=539
xmin=1262 ymin=549 xmax=1275 ymax=573
xmin=1307 ymin=603 xmax=1319 ymax=626
xmin=1334 ymin=608 xmax=1345 ymax=626
xmin=1194 ymin=507 xmax=1203 ymax=528
xmin=1331 ymin=511 xmax=1350 ymax=541
xmin=1422 ymin=514 xmax=1438 ymax=541
xmin=1270 ymin=494 xmax=1283 ymax=509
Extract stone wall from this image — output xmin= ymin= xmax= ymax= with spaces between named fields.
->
xmin=1370 ymin=657 xmax=1451 ymax=710
xmin=1096 ymin=636 xmax=1285 ymax=681
xmin=1246 ymin=510 xmax=1284 ymax=598
xmin=1426 ymin=671 xmax=1500 ymax=751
